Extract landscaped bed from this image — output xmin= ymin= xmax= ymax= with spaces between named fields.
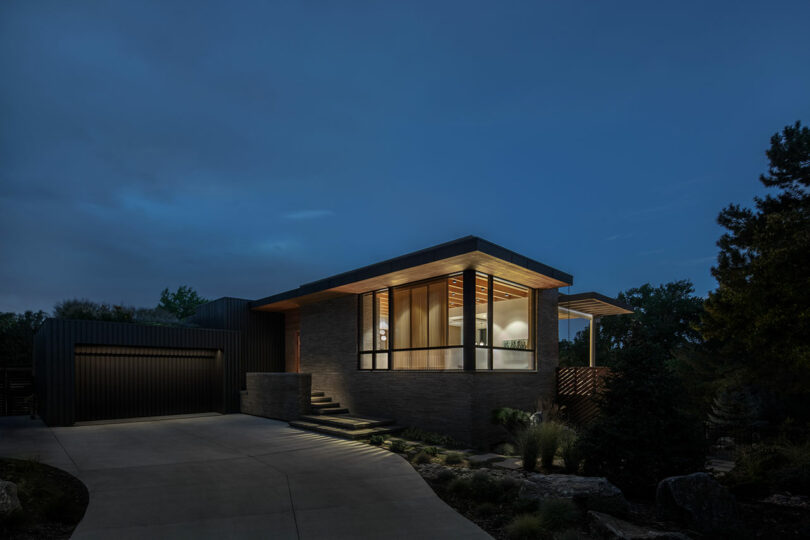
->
xmin=0 ymin=458 xmax=88 ymax=539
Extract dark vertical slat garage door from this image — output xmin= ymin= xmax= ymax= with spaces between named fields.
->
xmin=75 ymin=345 xmax=222 ymax=422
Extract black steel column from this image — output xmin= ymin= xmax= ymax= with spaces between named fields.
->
xmin=463 ymin=269 xmax=476 ymax=371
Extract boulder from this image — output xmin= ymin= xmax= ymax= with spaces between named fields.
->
xmin=588 ymin=511 xmax=691 ymax=540
xmin=0 ymin=480 xmax=22 ymax=517
xmin=656 ymin=472 xmax=742 ymax=536
xmin=520 ymin=474 xmax=629 ymax=515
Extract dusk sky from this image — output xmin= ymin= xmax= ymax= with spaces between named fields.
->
xmin=2 ymin=1 xmax=809 ymax=324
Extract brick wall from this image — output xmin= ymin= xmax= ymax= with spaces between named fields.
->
xmin=299 ymin=288 xmax=560 ymax=447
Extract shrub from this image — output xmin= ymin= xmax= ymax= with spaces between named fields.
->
xmin=400 ymin=427 xmax=462 ymax=448
xmin=444 ymin=452 xmax=464 ymax=465
xmin=554 ymin=529 xmax=587 ymax=540
xmin=493 ymin=407 xmax=532 ymax=439
xmin=412 ymin=451 xmax=432 ymax=464
xmin=505 ymin=514 xmax=544 ymax=540
xmin=389 ymin=439 xmax=407 ymax=453
xmin=516 ymin=425 xmax=542 ymax=472
xmin=537 ymin=498 xmax=580 ymax=532
xmin=475 ymin=502 xmax=498 ymax=517
xmin=539 ymin=421 xmax=565 ymax=469
xmin=494 ymin=442 xmax=516 ymax=456
xmin=369 ymin=435 xmax=385 ymax=446
xmin=513 ymin=497 xmax=540 ymax=514
xmin=559 ymin=427 xmax=582 ymax=474
xmin=423 ymin=446 xmax=439 ymax=456
xmin=436 ymin=469 xmax=456 ymax=483
xmin=447 ymin=477 xmax=472 ymax=497
xmin=726 ymin=441 xmax=810 ymax=495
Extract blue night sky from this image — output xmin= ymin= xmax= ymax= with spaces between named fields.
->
xmin=2 ymin=1 xmax=809 ymax=323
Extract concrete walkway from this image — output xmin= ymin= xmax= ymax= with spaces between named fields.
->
xmin=0 ymin=414 xmax=490 ymax=539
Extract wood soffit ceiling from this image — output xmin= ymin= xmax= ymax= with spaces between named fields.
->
xmin=254 ymin=251 xmax=569 ymax=312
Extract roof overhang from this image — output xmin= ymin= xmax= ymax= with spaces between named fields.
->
xmin=558 ymin=292 xmax=633 ymax=319
xmin=251 ymin=236 xmax=573 ymax=312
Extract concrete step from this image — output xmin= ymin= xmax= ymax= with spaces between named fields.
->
xmin=310 ymin=396 xmax=332 ymax=403
xmin=311 ymin=391 xmax=325 ymax=397
xmin=311 ymin=401 xmax=341 ymax=410
xmin=310 ymin=407 xmax=349 ymax=415
xmin=289 ymin=420 xmax=403 ymax=440
xmin=298 ymin=414 xmax=393 ymax=430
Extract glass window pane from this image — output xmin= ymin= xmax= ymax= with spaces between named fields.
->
xmin=476 ymin=273 xmax=488 ymax=346
xmin=493 ymin=349 xmax=534 ymax=370
xmin=428 ymin=281 xmax=447 ymax=347
xmin=448 ymin=274 xmax=463 ymax=346
xmin=492 ymin=278 xmax=531 ymax=350
xmin=360 ymin=353 xmax=373 ymax=370
xmin=376 ymin=290 xmax=389 ymax=350
xmin=411 ymin=285 xmax=428 ymax=348
xmin=361 ymin=293 xmax=373 ymax=351
xmin=476 ymin=347 xmax=489 ymax=370
xmin=375 ymin=352 xmax=388 ymax=370
xmin=393 ymin=288 xmax=410 ymax=349
xmin=392 ymin=348 xmax=462 ymax=370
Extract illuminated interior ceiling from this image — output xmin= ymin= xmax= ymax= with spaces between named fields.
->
xmin=558 ymin=292 xmax=633 ymax=319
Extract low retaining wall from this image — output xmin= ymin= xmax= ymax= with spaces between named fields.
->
xmin=240 ymin=373 xmax=311 ymax=421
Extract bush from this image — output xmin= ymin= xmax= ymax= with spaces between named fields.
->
xmin=494 ymin=442 xmax=517 ymax=455
xmin=369 ymin=435 xmax=385 ymax=446
xmin=493 ymin=407 xmax=532 ymax=439
xmin=559 ymin=428 xmax=582 ymax=474
xmin=444 ymin=452 xmax=464 ymax=465
xmin=537 ymin=498 xmax=580 ymax=532
xmin=423 ymin=446 xmax=439 ymax=456
xmin=475 ymin=502 xmax=498 ymax=517
xmin=436 ymin=469 xmax=456 ymax=483
xmin=725 ymin=441 xmax=810 ymax=495
xmin=448 ymin=477 xmax=472 ymax=498
xmin=412 ymin=451 xmax=432 ymax=464
xmin=538 ymin=421 xmax=565 ymax=469
xmin=400 ymin=427 xmax=462 ymax=448
xmin=516 ymin=425 xmax=542 ymax=472
xmin=505 ymin=514 xmax=544 ymax=540
xmin=389 ymin=439 xmax=407 ymax=453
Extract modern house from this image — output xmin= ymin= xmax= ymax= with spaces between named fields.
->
xmin=35 ymin=236 xmax=631 ymax=445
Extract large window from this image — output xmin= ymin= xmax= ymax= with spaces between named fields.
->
xmin=359 ymin=272 xmax=536 ymax=371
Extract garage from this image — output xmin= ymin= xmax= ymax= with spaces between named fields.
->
xmin=74 ymin=345 xmax=222 ymax=422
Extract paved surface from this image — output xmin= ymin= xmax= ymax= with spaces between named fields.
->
xmin=0 ymin=414 xmax=489 ymax=539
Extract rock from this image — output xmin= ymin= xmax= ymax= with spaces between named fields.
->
xmin=467 ymin=453 xmax=505 ymax=465
xmin=588 ymin=511 xmax=691 ymax=540
xmin=0 ymin=480 xmax=22 ymax=516
xmin=520 ymin=474 xmax=629 ymax=516
xmin=493 ymin=457 xmax=523 ymax=470
xmin=656 ymin=472 xmax=742 ymax=536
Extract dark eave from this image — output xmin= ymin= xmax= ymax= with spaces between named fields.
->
xmin=250 ymin=236 xmax=573 ymax=311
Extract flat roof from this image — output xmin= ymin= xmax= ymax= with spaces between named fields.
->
xmin=558 ymin=292 xmax=634 ymax=318
xmin=251 ymin=236 xmax=573 ymax=311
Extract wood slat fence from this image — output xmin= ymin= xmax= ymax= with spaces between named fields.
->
xmin=1 ymin=367 xmax=34 ymax=416
xmin=556 ymin=366 xmax=610 ymax=425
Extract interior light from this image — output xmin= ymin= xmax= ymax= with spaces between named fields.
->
xmin=452 ymin=279 xmax=457 ymax=284
xmin=505 ymin=293 xmax=510 ymax=297
xmin=380 ymin=335 xmax=387 ymax=341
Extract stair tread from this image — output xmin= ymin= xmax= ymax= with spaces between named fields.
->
xmin=310 ymin=396 xmax=332 ymax=403
xmin=311 ymin=401 xmax=340 ymax=409
xmin=310 ymin=408 xmax=349 ymax=415
xmin=289 ymin=420 xmax=403 ymax=440
xmin=311 ymin=391 xmax=325 ymax=397
xmin=298 ymin=414 xmax=393 ymax=430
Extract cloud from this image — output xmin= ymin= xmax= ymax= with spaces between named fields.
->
xmin=282 ymin=209 xmax=335 ymax=220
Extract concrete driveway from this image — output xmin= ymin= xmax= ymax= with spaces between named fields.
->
xmin=0 ymin=414 xmax=489 ymax=539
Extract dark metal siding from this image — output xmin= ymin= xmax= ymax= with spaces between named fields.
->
xmin=34 ymin=319 xmax=240 ymax=426
xmin=192 ymin=297 xmax=285 ymax=377
xmin=74 ymin=346 xmax=222 ymax=422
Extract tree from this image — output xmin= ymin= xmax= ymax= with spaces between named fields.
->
xmin=158 ymin=286 xmax=208 ymax=319
xmin=701 ymin=121 xmax=810 ymax=425
xmin=0 ymin=311 xmax=47 ymax=367
xmin=559 ymin=281 xmax=704 ymax=368
xmin=578 ymin=341 xmax=706 ymax=497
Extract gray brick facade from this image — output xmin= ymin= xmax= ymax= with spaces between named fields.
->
xmin=299 ymin=289 xmax=559 ymax=447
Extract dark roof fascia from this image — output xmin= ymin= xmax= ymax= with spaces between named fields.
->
xmin=558 ymin=291 xmax=634 ymax=313
xmin=250 ymin=236 xmax=573 ymax=309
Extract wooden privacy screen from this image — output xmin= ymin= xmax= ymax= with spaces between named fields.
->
xmin=74 ymin=345 xmax=222 ymax=422
xmin=556 ymin=366 xmax=610 ymax=425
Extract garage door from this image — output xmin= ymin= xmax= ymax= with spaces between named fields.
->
xmin=75 ymin=345 xmax=222 ymax=422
